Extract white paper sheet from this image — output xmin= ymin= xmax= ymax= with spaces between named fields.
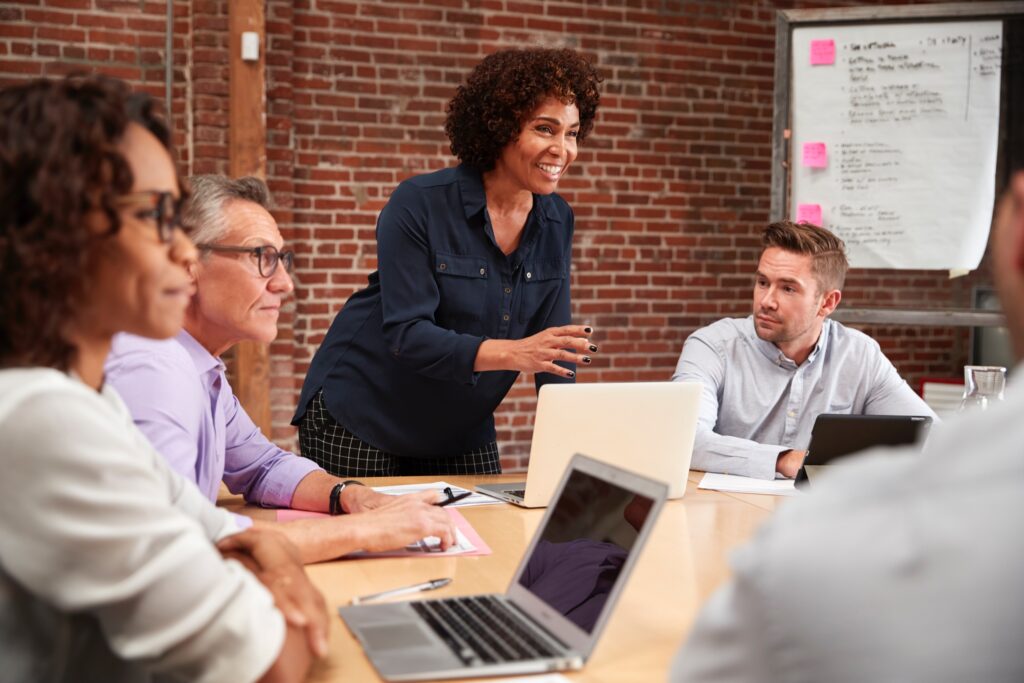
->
xmin=372 ymin=480 xmax=505 ymax=507
xmin=791 ymin=21 xmax=1002 ymax=270
xmin=698 ymin=472 xmax=800 ymax=497
xmin=345 ymin=527 xmax=476 ymax=558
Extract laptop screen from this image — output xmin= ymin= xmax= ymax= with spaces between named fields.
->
xmin=516 ymin=468 xmax=654 ymax=633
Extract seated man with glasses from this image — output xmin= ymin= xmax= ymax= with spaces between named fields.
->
xmin=105 ymin=174 xmax=456 ymax=563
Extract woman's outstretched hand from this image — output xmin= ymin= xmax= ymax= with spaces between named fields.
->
xmin=474 ymin=324 xmax=596 ymax=378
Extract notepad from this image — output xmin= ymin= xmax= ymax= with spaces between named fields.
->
xmin=698 ymin=472 xmax=800 ymax=496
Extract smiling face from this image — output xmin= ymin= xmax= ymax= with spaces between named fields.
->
xmin=753 ymin=247 xmax=841 ymax=363
xmin=492 ymin=97 xmax=580 ymax=195
xmin=79 ymin=123 xmax=196 ymax=342
xmin=185 ymin=198 xmax=295 ymax=356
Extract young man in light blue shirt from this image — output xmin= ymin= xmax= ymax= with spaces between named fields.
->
xmin=672 ymin=221 xmax=935 ymax=480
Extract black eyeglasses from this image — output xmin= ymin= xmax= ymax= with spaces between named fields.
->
xmin=115 ymin=191 xmax=185 ymax=244
xmin=197 ymin=243 xmax=295 ymax=278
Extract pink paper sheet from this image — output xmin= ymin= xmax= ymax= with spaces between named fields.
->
xmin=275 ymin=507 xmax=492 ymax=558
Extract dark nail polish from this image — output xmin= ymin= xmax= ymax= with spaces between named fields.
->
xmin=583 ymin=356 xmax=592 ymax=364
xmin=584 ymin=326 xmax=593 ymax=334
xmin=567 ymin=371 xmax=575 ymax=378
xmin=589 ymin=344 xmax=598 ymax=353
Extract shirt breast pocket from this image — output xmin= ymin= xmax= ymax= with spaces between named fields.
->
xmin=434 ymin=252 xmax=489 ymax=324
xmin=519 ymin=258 xmax=567 ymax=325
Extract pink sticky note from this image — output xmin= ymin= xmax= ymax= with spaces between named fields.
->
xmin=802 ymin=142 xmax=827 ymax=168
xmin=810 ymin=39 xmax=835 ymax=65
xmin=797 ymin=203 xmax=822 ymax=225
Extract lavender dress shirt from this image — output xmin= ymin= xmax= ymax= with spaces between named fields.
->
xmin=105 ymin=331 xmax=320 ymax=525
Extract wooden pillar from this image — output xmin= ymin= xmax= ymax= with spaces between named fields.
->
xmin=228 ymin=0 xmax=271 ymax=435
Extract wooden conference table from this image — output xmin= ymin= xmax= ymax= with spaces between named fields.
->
xmin=221 ymin=471 xmax=782 ymax=682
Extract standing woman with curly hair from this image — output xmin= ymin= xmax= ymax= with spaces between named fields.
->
xmin=296 ymin=48 xmax=602 ymax=476
xmin=0 ymin=75 xmax=326 ymax=682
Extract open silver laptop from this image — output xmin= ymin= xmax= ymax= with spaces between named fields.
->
xmin=339 ymin=454 xmax=668 ymax=682
xmin=476 ymin=381 xmax=700 ymax=506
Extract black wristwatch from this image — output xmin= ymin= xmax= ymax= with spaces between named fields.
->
xmin=329 ymin=480 xmax=364 ymax=515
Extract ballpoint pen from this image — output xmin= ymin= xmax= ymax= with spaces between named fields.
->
xmin=350 ymin=577 xmax=453 ymax=605
xmin=436 ymin=490 xmax=473 ymax=507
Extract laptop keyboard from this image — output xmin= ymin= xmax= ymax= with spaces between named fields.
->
xmin=412 ymin=595 xmax=561 ymax=666
xmin=506 ymin=489 xmax=526 ymax=499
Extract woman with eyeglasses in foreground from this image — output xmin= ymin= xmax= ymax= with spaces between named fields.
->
xmin=0 ymin=75 xmax=325 ymax=682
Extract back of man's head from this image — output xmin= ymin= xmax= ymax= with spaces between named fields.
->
xmin=762 ymin=220 xmax=849 ymax=294
xmin=184 ymin=175 xmax=272 ymax=246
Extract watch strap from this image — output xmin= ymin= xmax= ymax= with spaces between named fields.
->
xmin=329 ymin=479 xmax=364 ymax=515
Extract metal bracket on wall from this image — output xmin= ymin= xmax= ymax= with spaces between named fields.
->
xmin=832 ymin=308 xmax=1006 ymax=327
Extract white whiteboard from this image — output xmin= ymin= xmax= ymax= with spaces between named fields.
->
xmin=790 ymin=21 xmax=1003 ymax=270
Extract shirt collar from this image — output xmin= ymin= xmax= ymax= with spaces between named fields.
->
xmin=748 ymin=316 xmax=832 ymax=367
xmin=176 ymin=329 xmax=224 ymax=375
xmin=456 ymin=164 xmax=487 ymax=220
xmin=455 ymin=163 xmax=564 ymax=225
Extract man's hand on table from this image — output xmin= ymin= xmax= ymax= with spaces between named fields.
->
xmin=353 ymin=491 xmax=457 ymax=552
xmin=776 ymin=449 xmax=807 ymax=479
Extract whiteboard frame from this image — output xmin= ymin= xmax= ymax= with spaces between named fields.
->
xmin=770 ymin=1 xmax=1024 ymax=327
xmin=771 ymin=1 xmax=1024 ymax=221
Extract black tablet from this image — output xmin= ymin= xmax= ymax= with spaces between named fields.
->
xmin=795 ymin=414 xmax=933 ymax=487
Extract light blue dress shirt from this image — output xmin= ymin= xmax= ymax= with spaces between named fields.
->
xmin=672 ymin=316 xmax=936 ymax=480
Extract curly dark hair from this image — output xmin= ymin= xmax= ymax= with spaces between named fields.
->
xmin=0 ymin=74 xmax=177 ymax=371
xmin=445 ymin=48 xmax=602 ymax=172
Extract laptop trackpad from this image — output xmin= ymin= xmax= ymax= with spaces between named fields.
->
xmin=361 ymin=622 xmax=435 ymax=650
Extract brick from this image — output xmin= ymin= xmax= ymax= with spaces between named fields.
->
xmin=4 ymin=0 xmax=963 ymax=461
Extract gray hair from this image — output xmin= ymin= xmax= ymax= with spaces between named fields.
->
xmin=183 ymin=175 xmax=272 ymax=247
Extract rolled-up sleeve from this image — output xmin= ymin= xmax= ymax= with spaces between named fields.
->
xmin=376 ymin=182 xmax=486 ymax=385
xmin=221 ymin=388 xmax=320 ymax=507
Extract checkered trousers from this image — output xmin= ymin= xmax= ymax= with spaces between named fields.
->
xmin=298 ymin=390 xmax=501 ymax=477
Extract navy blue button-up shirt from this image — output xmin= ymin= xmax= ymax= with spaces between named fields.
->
xmin=294 ymin=165 xmax=576 ymax=457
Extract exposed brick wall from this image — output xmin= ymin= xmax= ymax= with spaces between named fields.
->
xmin=0 ymin=1 xmax=193 ymax=160
xmin=0 ymin=0 xmax=981 ymax=471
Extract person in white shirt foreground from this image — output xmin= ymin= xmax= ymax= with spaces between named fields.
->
xmin=0 ymin=74 xmax=324 ymax=683
xmin=672 ymin=180 xmax=1024 ymax=681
